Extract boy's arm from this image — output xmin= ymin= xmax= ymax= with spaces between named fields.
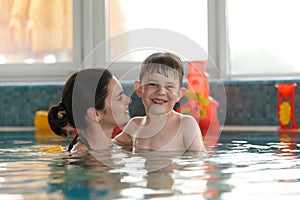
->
xmin=111 ymin=131 xmax=132 ymax=147
xmin=182 ymin=115 xmax=206 ymax=152
xmin=111 ymin=118 xmax=137 ymax=147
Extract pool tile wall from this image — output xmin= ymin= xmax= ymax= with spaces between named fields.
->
xmin=222 ymin=79 xmax=300 ymax=126
xmin=1 ymin=79 xmax=300 ymax=127
xmin=0 ymin=83 xmax=63 ymax=126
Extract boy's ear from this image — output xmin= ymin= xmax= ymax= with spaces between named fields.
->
xmin=86 ymin=107 xmax=101 ymax=122
xmin=134 ymin=81 xmax=142 ymax=98
xmin=176 ymin=87 xmax=186 ymax=102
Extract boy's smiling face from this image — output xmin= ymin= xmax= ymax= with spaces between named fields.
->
xmin=136 ymin=72 xmax=184 ymax=116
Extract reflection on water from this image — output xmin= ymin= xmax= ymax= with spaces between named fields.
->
xmin=0 ymin=131 xmax=300 ymax=199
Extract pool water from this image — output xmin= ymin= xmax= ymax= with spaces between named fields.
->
xmin=0 ymin=131 xmax=300 ymax=199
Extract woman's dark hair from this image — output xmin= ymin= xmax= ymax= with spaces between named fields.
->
xmin=48 ymin=68 xmax=113 ymax=137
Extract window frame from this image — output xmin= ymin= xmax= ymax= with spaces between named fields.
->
xmin=1 ymin=0 xmax=296 ymax=82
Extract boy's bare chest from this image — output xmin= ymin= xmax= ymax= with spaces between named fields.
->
xmin=133 ymin=120 xmax=184 ymax=150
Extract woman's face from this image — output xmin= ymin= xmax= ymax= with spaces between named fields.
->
xmin=100 ymin=76 xmax=131 ymax=127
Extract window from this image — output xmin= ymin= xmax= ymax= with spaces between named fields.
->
xmin=107 ymin=0 xmax=208 ymax=80
xmin=0 ymin=0 xmax=73 ymax=64
xmin=0 ymin=0 xmax=78 ymax=82
xmin=227 ymin=0 xmax=300 ymax=77
xmin=109 ymin=0 xmax=207 ymax=62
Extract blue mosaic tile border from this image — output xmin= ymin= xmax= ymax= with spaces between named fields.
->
xmin=220 ymin=79 xmax=300 ymax=126
xmin=0 ymin=83 xmax=63 ymax=126
xmin=1 ymin=79 xmax=300 ymax=126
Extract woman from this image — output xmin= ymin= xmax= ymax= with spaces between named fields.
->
xmin=48 ymin=68 xmax=131 ymax=152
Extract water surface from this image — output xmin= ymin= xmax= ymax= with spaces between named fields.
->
xmin=0 ymin=131 xmax=299 ymax=199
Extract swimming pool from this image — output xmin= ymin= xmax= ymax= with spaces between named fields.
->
xmin=0 ymin=129 xmax=299 ymax=199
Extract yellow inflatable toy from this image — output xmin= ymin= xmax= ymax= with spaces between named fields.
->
xmin=36 ymin=146 xmax=63 ymax=152
xmin=34 ymin=110 xmax=51 ymax=130
xmin=34 ymin=110 xmax=64 ymax=152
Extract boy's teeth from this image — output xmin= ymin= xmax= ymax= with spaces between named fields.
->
xmin=153 ymin=99 xmax=165 ymax=104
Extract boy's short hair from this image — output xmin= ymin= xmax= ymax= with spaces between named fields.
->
xmin=140 ymin=52 xmax=184 ymax=87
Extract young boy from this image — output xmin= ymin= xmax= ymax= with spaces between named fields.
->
xmin=113 ymin=52 xmax=206 ymax=152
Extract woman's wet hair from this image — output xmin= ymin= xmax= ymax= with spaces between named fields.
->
xmin=48 ymin=68 xmax=113 ymax=137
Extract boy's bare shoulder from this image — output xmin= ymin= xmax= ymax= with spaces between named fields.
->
xmin=180 ymin=114 xmax=199 ymax=126
xmin=180 ymin=113 xmax=197 ymax=120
